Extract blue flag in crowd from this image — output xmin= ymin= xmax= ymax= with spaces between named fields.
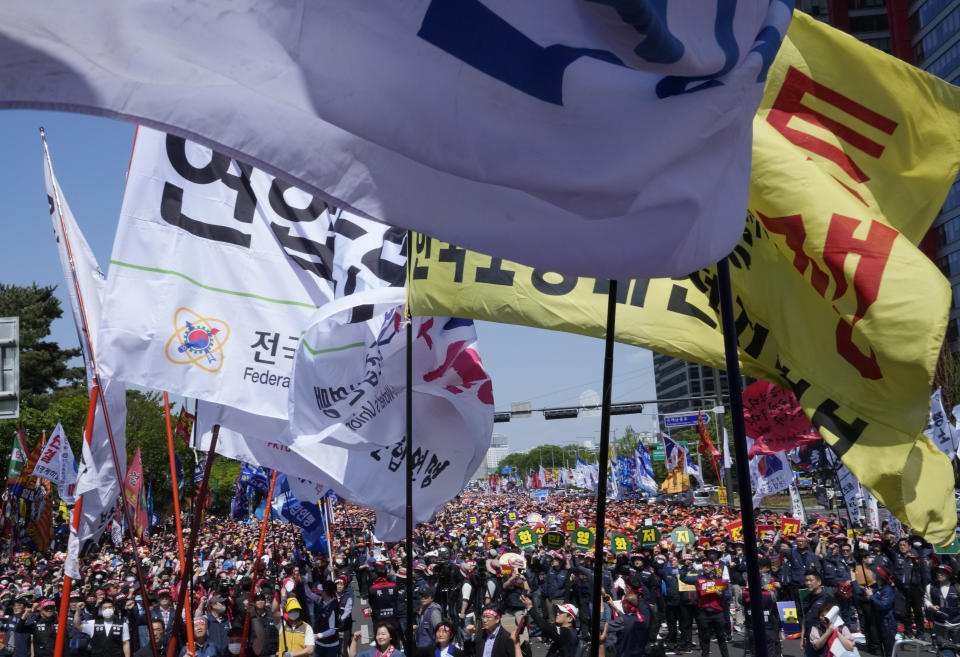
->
xmin=194 ymin=453 xmax=205 ymax=484
xmin=239 ymin=462 xmax=270 ymax=493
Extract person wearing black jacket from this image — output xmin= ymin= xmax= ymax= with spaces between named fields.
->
xmin=893 ymin=538 xmax=926 ymax=638
xmin=520 ymin=596 xmax=578 ymax=657
xmin=605 ymin=576 xmax=651 ymax=657
xmin=15 ymin=600 xmax=60 ymax=657
xmin=542 ymin=555 xmax=571 ymax=627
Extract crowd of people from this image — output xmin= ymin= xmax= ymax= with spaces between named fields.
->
xmin=0 ymin=490 xmax=956 ymax=657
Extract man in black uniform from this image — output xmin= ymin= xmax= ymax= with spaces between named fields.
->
xmin=16 ymin=599 xmax=61 ymax=657
xmin=73 ymin=598 xmax=131 ymax=657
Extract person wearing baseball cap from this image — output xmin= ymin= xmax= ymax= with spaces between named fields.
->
xmin=14 ymin=600 xmax=59 ymax=657
xmin=926 ymin=564 xmax=960 ymax=625
xmin=520 ymin=594 xmax=578 ymax=657
xmin=867 ymin=566 xmax=897 ymax=657
xmin=681 ymin=560 xmax=729 ymax=657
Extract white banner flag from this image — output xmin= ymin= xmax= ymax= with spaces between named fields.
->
xmin=835 ymin=463 xmax=863 ymax=525
xmin=865 ymin=490 xmax=881 ymax=530
xmin=98 ymin=128 xmax=406 ymax=419
xmin=198 ymin=399 xmax=489 ymax=530
xmin=44 ymin=142 xmax=127 ymax=577
xmin=0 ymin=1 xmax=791 ymax=280
xmin=789 ymin=475 xmax=806 ymax=525
xmin=748 ymin=440 xmax=793 ymax=507
xmin=30 ymin=422 xmax=79 ymax=504
xmin=290 ymin=292 xmax=494 ymax=454
xmin=924 ymin=388 xmax=959 ymax=460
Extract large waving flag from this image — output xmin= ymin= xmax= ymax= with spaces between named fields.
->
xmin=43 ymin=138 xmax=128 ymax=577
xmin=287 ymin=291 xmax=493 ymax=524
xmin=98 ymin=128 xmax=405 ymax=421
xmin=407 ymin=12 xmax=960 ymax=544
xmin=0 ymin=1 xmax=790 ymax=280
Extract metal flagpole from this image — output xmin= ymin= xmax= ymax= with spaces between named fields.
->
xmin=716 ymin=258 xmax=769 ymax=657
xmin=41 ymin=127 xmax=160 ymax=657
xmin=589 ymin=280 xmax=617 ymax=657
xmin=405 ymin=311 xmax=415 ymax=654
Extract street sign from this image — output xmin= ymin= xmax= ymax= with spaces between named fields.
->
xmin=651 ymin=447 xmax=665 ymax=461
xmin=664 ymin=412 xmax=705 ymax=428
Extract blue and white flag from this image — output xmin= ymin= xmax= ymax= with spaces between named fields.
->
xmin=633 ymin=440 xmax=658 ymax=495
xmin=0 ymin=1 xmax=792 ymax=280
xmin=686 ymin=459 xmax=704 ymax=486
xmin=239 ymin=463 xmax=270 ymax=494
xmin=662 ymin=433 xmax=683 ymax=471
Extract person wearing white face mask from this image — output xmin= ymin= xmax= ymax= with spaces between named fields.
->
xmin=73 ymin=599 xmax=131 ymax=657
xmin=278 ymin=598 xmax=314 ymax=657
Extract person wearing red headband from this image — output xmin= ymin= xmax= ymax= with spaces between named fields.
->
xmin=463 ymin=609 xmax=513 ymax=657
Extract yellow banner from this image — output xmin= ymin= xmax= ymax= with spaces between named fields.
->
xmin=408 ymin=12 xmax=960 ymax=544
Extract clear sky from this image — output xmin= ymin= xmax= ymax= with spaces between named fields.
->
xmin=0 ymin=109 xmax=662 ymax=455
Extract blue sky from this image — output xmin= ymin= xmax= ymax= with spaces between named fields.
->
xmin=0 ymin=109 xmax=660 ymax=454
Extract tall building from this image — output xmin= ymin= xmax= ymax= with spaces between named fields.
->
xmin=486 ymin=433 xmax=510 ymax=471
xmin=909 ymin=0 xmax=960 ymax=349
xmin=653 ymin=353 xmax=739 ymax=417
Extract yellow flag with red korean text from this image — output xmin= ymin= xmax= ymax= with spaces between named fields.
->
xmin=407 ymin=12 xmax=960 ymax=544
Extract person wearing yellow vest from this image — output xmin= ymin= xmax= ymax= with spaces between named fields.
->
xmin=278 ymin=598 xmax=314 ymax=657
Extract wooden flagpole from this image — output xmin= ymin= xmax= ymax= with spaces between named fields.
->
xmin=164 ymin=392 xmax=195 ymax=654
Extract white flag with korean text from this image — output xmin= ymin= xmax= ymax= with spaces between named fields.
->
xmin=924 ymin=388 xmax=959 ymax=460
xmin=30 ymin=422 xmax=79 ymax=504
xmin=98 ymin=128 xmax=406 ymax=420
xmin=1 ymin=1 xmax=792 ymax=280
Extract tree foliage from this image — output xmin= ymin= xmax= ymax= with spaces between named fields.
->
xmin=0 ymin=283 xmax=83 ymax=401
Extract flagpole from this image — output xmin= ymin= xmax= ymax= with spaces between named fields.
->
xmin=163 ymin=392 xmax=195 ymax=654
xmin=42 ymin=127 xmax=160 ymax=657
xmin=404 ymin=310 xmax=415 ymax=655
xmin=239 ymin=469 xmax=279 ymax=654
xmin=716 ymin=258 xmax=769 ymax=657
xmin=53 ymin=385 xmax=97 ymax=657
xmin=168 ymin=424 xmax=219 ymax=657
xmin=588 ymin=280 xmax=617 ymax=657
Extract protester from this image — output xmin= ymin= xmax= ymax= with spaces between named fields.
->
xmin=348 ymin=623 xmax=405 ymax=657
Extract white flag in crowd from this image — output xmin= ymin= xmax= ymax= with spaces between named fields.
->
xmin=98 ymin=128 xmax=405 ymax=420
xmin=30 ymin=422 xmax=78 ymax=504
xmin=0 ymin=1 xmax=791 ymax=279
xmin=44 ymin=144 xmax=127 ymax=578
xmin=924 ymin=388 xmax=959 ymax=460
xmin=788 ymin=475 xmax=806 ymax=525
xmin=748 ymin=439 xmax=793 ymax=506
xmin=289 ymin=291 xmax=493 ymax=455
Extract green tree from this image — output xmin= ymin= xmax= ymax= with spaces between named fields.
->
xmin=0 ymin=283 xmax=83 ymax=401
